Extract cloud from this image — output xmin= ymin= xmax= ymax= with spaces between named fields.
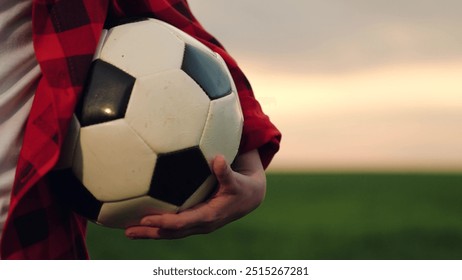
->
xmin=189 ymin=0 xmax=462 ymax=73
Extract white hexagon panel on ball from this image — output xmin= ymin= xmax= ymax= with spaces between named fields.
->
xmin=73 ymin=119 xmax=157 ymax=202
xmin=125 ymin=70 xmax=211 ymax=154
xmin=200 ymin=92 xmax=243 ymax=165
xmin=98 ymin=20 xmax=185 ymax=78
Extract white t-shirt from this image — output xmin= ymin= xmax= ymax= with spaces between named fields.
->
xmin=0 ymin=0 xmax=40 ymax=239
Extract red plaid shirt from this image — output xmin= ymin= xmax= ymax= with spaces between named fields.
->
xmin=0 ymin=0 xmax=281 ymax=259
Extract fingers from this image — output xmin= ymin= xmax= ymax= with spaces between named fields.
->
xmin=125 ymin=201 xmax=224 ymax=239
xmin=125 ymin=210 xmax=222 ymax=239
xmin=141 ymin=207 xmax=215 ymax=229
xmin=125 ymin=224 xmax=217 ymax=240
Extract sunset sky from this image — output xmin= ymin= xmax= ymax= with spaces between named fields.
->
xmin=189 ymin=0 xmax=462 ymax=171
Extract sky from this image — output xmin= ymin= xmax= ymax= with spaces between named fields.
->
xmin=188 ymin=0 xmax=462 ymax=171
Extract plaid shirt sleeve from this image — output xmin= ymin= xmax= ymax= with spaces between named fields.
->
xmin=0 ymin=0 xmax=280 ymax=260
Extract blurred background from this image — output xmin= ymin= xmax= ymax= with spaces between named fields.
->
xmin=87 ymin=0 xmax=462 ymax=259
xmin=188 ymin=0 xmax=462 ymax=172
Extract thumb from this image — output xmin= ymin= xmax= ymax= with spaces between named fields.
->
xmin=212 ymin=155 xmax=234 ymax=186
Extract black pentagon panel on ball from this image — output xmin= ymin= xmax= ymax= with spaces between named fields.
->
xmin=49 ymin=169 xmax=103 ymax=221
xmin=76 ymin=59 xmax=135 ymax=127
xmin=149 ymin=146 xmax=212 ymax=206
xmin=181 ymin=44 xmax=232 ymax=100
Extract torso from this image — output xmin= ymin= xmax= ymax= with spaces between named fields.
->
xmin=0 ymin=0 xmax=40 ymax=239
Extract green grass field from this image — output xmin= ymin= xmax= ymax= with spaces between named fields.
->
xmin=86 ymin=173 xmax=462 ymax=259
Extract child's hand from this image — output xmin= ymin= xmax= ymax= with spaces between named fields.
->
xmin=125 ymin=149 xmax=266 ymax=239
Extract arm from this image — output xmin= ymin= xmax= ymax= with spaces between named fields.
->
xmin=125 ymin=149 xmax=265 ymax=239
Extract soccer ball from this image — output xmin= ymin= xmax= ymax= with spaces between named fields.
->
xmin=52 ymin=18 xmax=243 ymax=229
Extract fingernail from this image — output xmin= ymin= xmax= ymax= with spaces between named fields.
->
xmin=127 ymin=232 xmax=136 ymax=239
